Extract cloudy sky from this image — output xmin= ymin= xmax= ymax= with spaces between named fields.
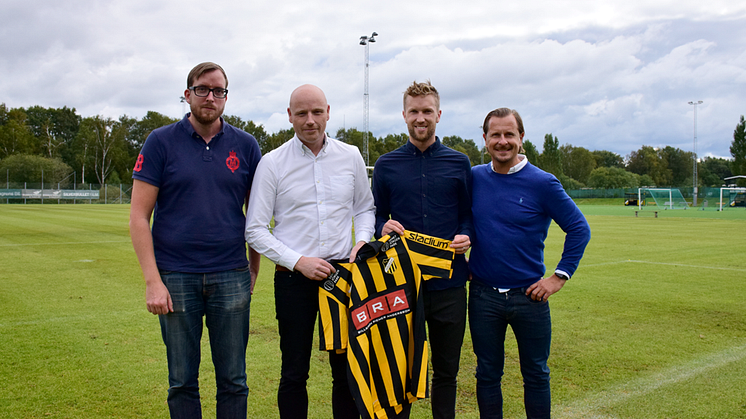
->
xmin=2 ymin=0 xmax=745 ymax=159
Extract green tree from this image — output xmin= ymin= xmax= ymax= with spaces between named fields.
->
xmin=699 ymin=157 xmax=733 ymax=186
xmin=538 ymin=133 xmax=562 ymax=177
xmin=0 ymin=154 xmax=73 ymax=185
xmin=560 ymin=145 xmax=596 ymax=184
xmin=442 ymin=135 xmax=482 ymax=166
xmin=0 ymin=106 xmax=35 ymax=158
xmin=659 ymin=146 xmax=693 ymax=187
xmin=586 ymin=167 xmax=640 ymax=189
xmin=262 ymin=128 xmax=295 ymax=156
xmin=731 ymin=115 xmax=746 ymax=178
xmin=25 ymin=106 xmax=81 ymax=159
xmin=75 ymin=116 xmax=129 ymax=185
xmin=223 ymin=115 xmax=269 ymax=147
xmin=128 ymin=111 xmax=178 ymax=152
xmin=522 ymin=139 xmax=539 ymax=166
xmin=627 ymin=145 xmax=672 ymax=186
xmin=592 ymin=150 xmax=624 ymax=168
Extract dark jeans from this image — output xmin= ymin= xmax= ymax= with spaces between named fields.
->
xmin=274 ymin=270 xmax=359 ymax=419
xmin=468 ymin=280 xmax=552 ymax=419
xmin=424 ymin=286 xmax=467 ymax=419
xmin=158 ymin=267 xmax=252 ymax=419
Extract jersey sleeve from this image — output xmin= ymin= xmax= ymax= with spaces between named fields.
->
xmin=318 ymin=262 xmax=353 ymax=351
xmin=402 ymin=231 xmax=455 ymax=281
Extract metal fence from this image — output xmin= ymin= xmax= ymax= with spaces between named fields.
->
xmin=1 ymin=182 xmax=132 ymax=204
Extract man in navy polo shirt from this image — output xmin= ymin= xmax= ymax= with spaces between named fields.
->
xmin=371 ymin=80 xmax=473 ymax=419
xmin=130 ymin=62 xmax=262 ymax=419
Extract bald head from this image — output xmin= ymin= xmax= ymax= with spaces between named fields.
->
xmin=289 ymin=84 xmax=327 ymax=108
xmin=288 ymin=84 xmax=330 ymax=154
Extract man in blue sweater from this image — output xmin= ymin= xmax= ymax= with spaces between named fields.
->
xmin=469 ymin=108 xmax=591 ymax=419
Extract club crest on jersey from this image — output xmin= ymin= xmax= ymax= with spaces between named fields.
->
xmin=226 ymin=151 xmax=240 ymax=173
xmin=382 ymin=258 xmax=397 ymax=274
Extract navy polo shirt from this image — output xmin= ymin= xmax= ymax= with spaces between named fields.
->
xmin=133 ymin=115 xmax=261 ymax=272
xmin=371 ymin=138 xmax=473 ymax=290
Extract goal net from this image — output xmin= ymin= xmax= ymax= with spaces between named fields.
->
xmin=719 ymin=188 xmax=746 ymax=211
xmin=638 ymin=188 xmax=690 ymax=210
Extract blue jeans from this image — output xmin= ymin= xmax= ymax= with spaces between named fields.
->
xmin=158 ymin=267 xmax=252 ymax=419
xmin=468 ymin=280 xmax=552 ymax=419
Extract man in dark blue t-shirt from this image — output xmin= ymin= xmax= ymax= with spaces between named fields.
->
xmin=371 ymin=80 xmax=473 ymax=419
xmin=130 ymin=62 xmax=261 ymax=419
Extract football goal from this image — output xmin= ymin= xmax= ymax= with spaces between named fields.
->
xmin=718 ymin=187 xmax=746 ymax=211
xmin=638 ymin=188 xmax=690 ymax=210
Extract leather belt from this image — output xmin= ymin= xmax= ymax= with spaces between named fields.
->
xmin=275 ymin=265 xmax=291 ymax=272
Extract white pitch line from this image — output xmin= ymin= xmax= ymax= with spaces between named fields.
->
xmin=554 ymin=343 xmax=746 ymax=419
xmin=625 ymin=259 xmax=746 ymax=272
xmin=582 ymin=260 xmax=746 ymax=273
xmin=0 ymin=240 xmax=131 ymax=247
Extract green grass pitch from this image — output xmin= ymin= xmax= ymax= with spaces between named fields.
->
xmin=1 ymin=204 xmax=744 ymax=418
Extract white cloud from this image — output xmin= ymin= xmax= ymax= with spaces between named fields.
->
xmin=1 ymin=0 xmax=745 ymax=158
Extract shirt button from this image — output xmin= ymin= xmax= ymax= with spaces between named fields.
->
xmin=206 ymin=146 xmax=210 ymax=150
xmin=424 ymin=214 xmax=428 ymax=217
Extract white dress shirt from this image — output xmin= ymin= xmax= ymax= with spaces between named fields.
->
xmin=245 ymin=135 xmax=376 ymax=270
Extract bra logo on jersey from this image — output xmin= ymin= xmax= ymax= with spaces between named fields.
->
xmin=226 ymin=151 xmax=240 ymax=173
xmin=383 ymin=258 xmax=397 ymax=274
xmin=405 ymin=231 xmax=450 ymax=249
xmin=351 ymin=289 xmax=409 ymax=333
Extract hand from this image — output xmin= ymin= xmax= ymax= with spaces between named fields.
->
xmin=526 ymin=275 xmax=566 ymax=302
xmin=250 ymin=269 xmax=258 ymax=294
xmin=349 ymin=241 xmax=366 ymax=262
xmin=381 ymin=220 xmax=405 ymax=236
xmin=294 ymin=256 xmax=336 ymax=281
xmin=145 ymin=278 xmax=173 ymax=315
xmin=450 ymin=234 xmax=471 ymax=255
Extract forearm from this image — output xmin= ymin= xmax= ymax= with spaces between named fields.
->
xmin=129 ymin=218 xmax=161 ymax=284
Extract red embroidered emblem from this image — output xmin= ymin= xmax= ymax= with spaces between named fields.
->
xmin=226 ymin=151 xmax=240 ymax=173
xmin=133 ymin=154 xmax=144 ymax=172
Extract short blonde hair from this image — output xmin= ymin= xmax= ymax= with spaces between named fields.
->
xmin=403 ymin=80 xmax=439 ymax=110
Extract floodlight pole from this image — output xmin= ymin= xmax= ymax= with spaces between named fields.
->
xmin=360 ymin=32 xmax=378 ymax=166
xmin=688 ymin=100 xmax=703 ymax=206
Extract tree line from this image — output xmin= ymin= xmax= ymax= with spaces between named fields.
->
xmin=1 ymin=103 xmax=744 ymax=189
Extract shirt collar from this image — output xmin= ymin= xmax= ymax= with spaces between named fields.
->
xmin=404 ymin=136 xmax=441 ymax=155
xmin=491 ymin=154 xmax=528 ymax=174
xmin=293 ymin=134 xmax=328 ymax=157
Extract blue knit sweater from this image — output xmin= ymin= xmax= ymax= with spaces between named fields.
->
xmin=469 ymin=161 xmax=591 ymax=289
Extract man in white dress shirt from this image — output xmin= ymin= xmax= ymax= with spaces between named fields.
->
xmin=245 ymin=84 xmax=375 ymax=419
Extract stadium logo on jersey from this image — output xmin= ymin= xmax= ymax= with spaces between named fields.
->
xmin=133 ymin=154 xmax=144 ymax=172
xmin=406 ymin=231 xmax=450 ymax=249
xmin=351 ymin=289 xmax=409 ymax=333
xmin=226 ymin=151 xmax=240 ymax=173
xmin=383 ymin=258 xmax=397 ymax=274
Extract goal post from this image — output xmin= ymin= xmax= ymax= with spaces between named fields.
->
xmin=719 ymin=187 xmax=746 ymax=211
xmin=638 ymin=188 xmax=690 ymax=210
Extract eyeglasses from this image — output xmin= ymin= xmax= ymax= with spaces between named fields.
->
xmin=189 ymin=86 xmax=228 ymax=99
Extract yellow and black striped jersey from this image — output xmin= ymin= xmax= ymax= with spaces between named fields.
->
xmin=318 ymin=231 xmax=455 ymax=419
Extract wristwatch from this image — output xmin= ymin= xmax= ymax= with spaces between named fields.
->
xmin=555 ymin=271 xmax=570 ymax=280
